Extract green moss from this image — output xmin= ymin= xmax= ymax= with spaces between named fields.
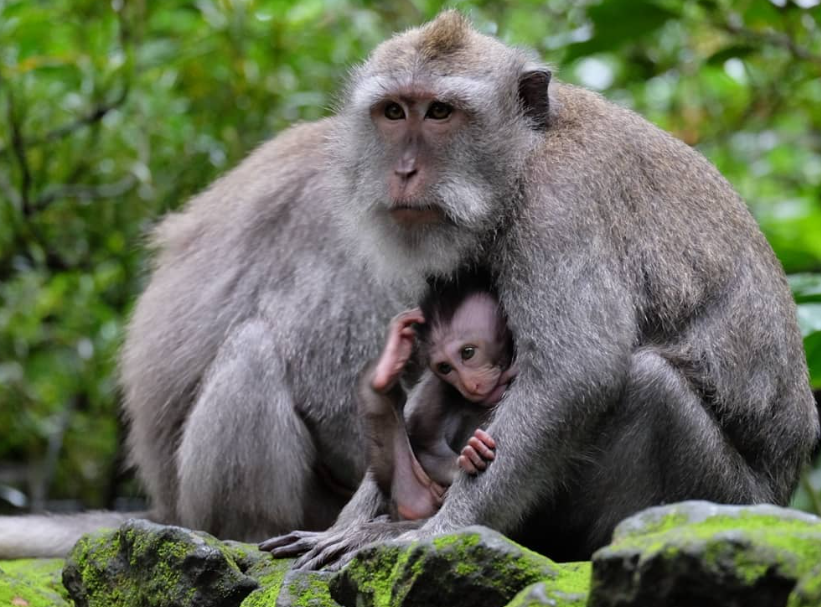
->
xmin=335 ymin=528 xmax=564 ymax=607
xmin=0 ymin=559 xmax=70 ymax=607
xmin=627 ymin=512 xmax=690 ymax=536
xmin=600 ymin=508 xmax=821 ymax=597
xmin=293 ymin=576 xmax=337 ymax=607
xmin=506 ymin=564 xmax=592 ymax=607
xmin=616 ymin=513 xmax=821 ymax=555
xmin=788 ymin=563 xmax=821 ymax=607
xmin=432 ymin=532 xmax=480 ymax=551
xmin=553 ymin=561 xmax=592 ymax=595
xmin=360 ymin=544 xmax=405 ymax=606
xmin=240 ymin=556 xmax=291 ymax=607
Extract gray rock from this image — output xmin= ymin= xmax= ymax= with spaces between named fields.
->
xmin=590 ymin=501 xmax=821 ymax=607
xmin=62 ymin=519 xmax=259 ymax=607
xmin=276 ymin=569 xmax=340 ymax=607
xmin=505 ymin=574 xmax=590 ymax=607
xmin=330 ymin=525 xmax=582 ymax=607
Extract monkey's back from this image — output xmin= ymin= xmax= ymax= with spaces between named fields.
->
xmin=120 ymin=120 xmax=402 ymax=529
xmin=521 ymin=82 xmax=817 ymax=502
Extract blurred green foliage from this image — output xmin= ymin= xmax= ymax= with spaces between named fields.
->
xmin=1 ymin=0 xmax=820 ymax=512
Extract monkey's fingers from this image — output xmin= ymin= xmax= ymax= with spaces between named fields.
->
xmin=295 ymin=547 xmax=341 ymax=571
xmin=472 ymin=429 xmax=497 ymax=451
xmin=259 ymin=530 xmax=320 ymax=557
xmin=458 ymin=452 xmax=482 ymax=475
xmin=394 ymin=308 xmax=426 ymax=328
xmin=295 ymin=534 xmax=353 ymax=571
xmin=462 ymin=443 xmax=494 ymax=472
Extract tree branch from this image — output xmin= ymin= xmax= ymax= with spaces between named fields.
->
xmin=720 ymin=21 xmax=821 ymax=66
xmin=1 ymin=77 xmax=33 ymax=215
xmin=0 ymin=87 xmax=128 ymax=158
xmin=33 ymin=175 xmax=137 ymax=211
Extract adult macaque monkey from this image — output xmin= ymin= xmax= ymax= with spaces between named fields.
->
xmin=0 ymin=11 xmax=816 ymax=564
xmin=261 ymin=11 xmax=818 ymax=569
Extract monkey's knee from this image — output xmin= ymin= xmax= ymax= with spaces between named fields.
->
xmin=176 ymin=320 xmax=316 ymax=539
xmin=624 ymin=348 xmax=698 ymax=409
xmin=620 ymin=347 xmax=765 ymax=499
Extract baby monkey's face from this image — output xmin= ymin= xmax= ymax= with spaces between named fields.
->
xmin=427 ymin=292 xmax=512 ymax=405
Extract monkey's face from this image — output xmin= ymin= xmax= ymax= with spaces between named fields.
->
xmin=427 ymin=292 xmax=512 ymax=405
xmin=369 ymin=95 xmax=473 ymax=225
xmin=329 ymin=86 xmax=512 ymax=289
xmin=431 ymin=342 xmax=506 ymax=406
xmin=327 ymin=16 xmax=549 ymax=289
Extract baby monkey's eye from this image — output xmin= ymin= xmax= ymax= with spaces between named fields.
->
xmin=426 ymin=101 xmax=452 ymax=120
xmin=384 ymin=103 xmax=405 ymax=120
xmin=437 ymin=362 xmax=453 ymax=375
xmin=461 ymin=346 xmax=475 ymax=360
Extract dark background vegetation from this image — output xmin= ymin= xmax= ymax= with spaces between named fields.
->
xmin=1 ymin=0 xmax=820 ymax=516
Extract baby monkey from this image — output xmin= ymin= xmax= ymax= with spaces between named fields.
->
xmin=360 ymin=273 xmax=517 ymax=521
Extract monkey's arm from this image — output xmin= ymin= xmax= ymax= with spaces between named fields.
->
xmin=261 ymin=363 xmax=426 ymax=570
xmin=414 ymin=234 xmax=635 ymax=538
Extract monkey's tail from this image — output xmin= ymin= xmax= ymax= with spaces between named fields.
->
xmin=0 ymin=510 xmax=152 ymax=559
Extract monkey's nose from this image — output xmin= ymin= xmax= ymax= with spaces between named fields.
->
xmin=394 ymin=155 xmax=418 ymax=180
xmin=394 ymin=167 xmax=418 ymax=181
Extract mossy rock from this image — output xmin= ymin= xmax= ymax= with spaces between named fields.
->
xmin=788 ymin=562 xmax=821 ymax=607
xmin=505 ymin=562 xmax=591 ymax=607
xmin=330 ymin=525 xmax=575 ymax=607
xmin=275 ymin=569 xmax=340 ymax=607
xmin=0 ymin=558 xmax=70 ymax=607
xmin=590 ymin=501 xmax=821 ymax=607
xmin=225 ymin=541 xmax=293 ymax=607
xmin=63 ymin=519 xmax=259 ymax=607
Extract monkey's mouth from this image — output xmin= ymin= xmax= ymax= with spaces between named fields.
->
xmin=389 ymin=205 xmax=445 ymax=227
xmin=478 ymin=380 xmax=512 ymax=406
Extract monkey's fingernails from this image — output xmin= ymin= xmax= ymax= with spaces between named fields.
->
xmin=474 ymin=429 xmax=496 ymax=448
xmin=468 ymin=437 xmax=496 ymax=459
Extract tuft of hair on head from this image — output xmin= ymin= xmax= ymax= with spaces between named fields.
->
xmin=417 ymin=9 xmax=471 ymax=60
xmin=416 ymin=266 xmax=499 ymax=341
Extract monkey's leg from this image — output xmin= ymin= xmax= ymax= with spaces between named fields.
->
xmin=390 ymin=421 xmax=447 ymax=520
xmin=176 ymin=319 xmax=338 ymax=541
xmin=572 ymin=347 xmax=771 ymax=557
xmin=361 ymin=385 xmax=444 ymax=521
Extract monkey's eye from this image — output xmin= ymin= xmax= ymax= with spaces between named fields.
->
xmin=384 ymin=103 xmax=405 ymax=120
xmin=461 ymin=346 xmax=475 ymax=361
xmin=437 ymin=362 xmax=453 ymax=375
xmin=426 ymin=102 xmax=452 ymax=120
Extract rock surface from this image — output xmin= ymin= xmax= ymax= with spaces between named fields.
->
xmin=62 ymin=519 xmax=260 ymax=607
xmin=590 ymin=501 xmax=821 ymax=607
xmin=330 ymin=525 xmax=588 ymax=607
xmin=8 ymin=501 xmax=821 ymax=607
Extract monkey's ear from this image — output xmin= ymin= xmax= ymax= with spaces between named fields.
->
xmin=518 ymin=68 xmax=551 ymax=131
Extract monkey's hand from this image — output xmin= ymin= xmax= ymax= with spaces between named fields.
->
xmin=262 ymin=518 xmax=422 ymax=571
xmin=497 ymin=364 xmax=519 ymax=388
xmin=458 ymin=429 xmax=496 ymax=475
xmin=371 ymin=308 xmax=425 ymax=392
